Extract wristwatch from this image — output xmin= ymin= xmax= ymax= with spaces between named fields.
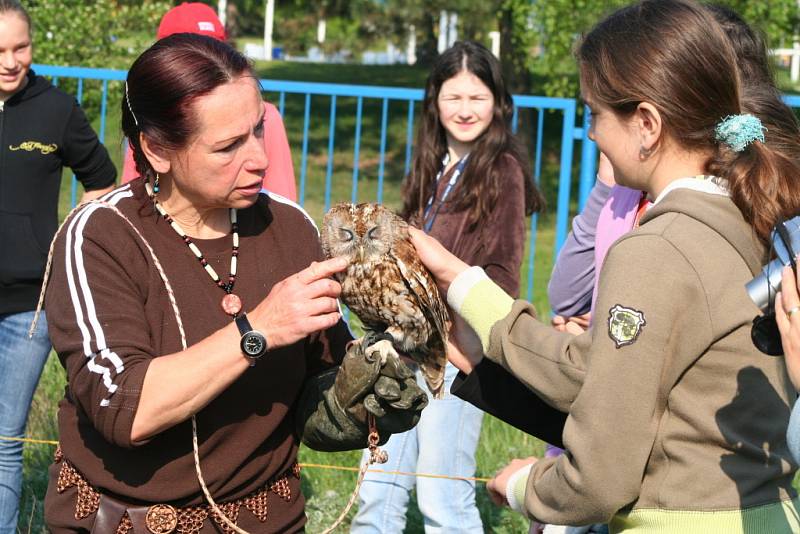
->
xmin=234 ymin=313 xmax=268 ymax=366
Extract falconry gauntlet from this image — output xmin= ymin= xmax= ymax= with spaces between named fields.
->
xmin=296 ymin=332 xmax=428 ymax=452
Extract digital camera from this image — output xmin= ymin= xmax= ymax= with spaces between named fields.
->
xmin=746 ymin=216 xmax=800 ymax=312
xmin=746 ymin=215 xmax=800 ymax=355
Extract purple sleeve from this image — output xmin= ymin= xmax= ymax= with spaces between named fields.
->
xmin=547 ymin=180 xmax=612 ymax=316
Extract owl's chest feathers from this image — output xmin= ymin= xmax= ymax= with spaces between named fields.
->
xmin=340 ymin=258 xmax=428 ymax=330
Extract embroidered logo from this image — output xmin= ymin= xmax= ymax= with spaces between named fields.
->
xmin=608 ymin=304 xmax=646 ymax=348
xmin=9 ymin=141 xmax=58 ymax=155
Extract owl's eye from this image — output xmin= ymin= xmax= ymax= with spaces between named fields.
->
xmin=367 ymin=227 xmax=381 ymax=240
xmin=339 ymin=228 xmax=354 ymax=242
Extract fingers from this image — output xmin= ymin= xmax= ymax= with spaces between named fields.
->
xmin=304 ymin=277 xmax=342 ymax=299
xmin=782 ymin=266 xmax=800 ymax=313
xmin=550 ymin=315 xmax=566 ymax=327
xmin=486 ymin=478 xmax=507 ymax=507
xmin=776 ymin=291 xmax=790 ymax=335
xmin=363 ymin=394 xmax=387 ymax=418
xmin=407 ymin=226 xmax=426 ymax=242
xmin=572 ymin=313 xmax=592 ymax=327
xmin=373 ymin=376 xmax=401 ymax=402
xmin=778 ymin=266 xmax=800 ymax=329
xmin=296 ymin=256 xmax=348 ymax=285
xmin=305 ymin=296 xmax=340 ymax=316
xmin=301 ymin=312 xmax=342 ymax=333
xmin=564 ymin=321 xmax=586 ymax=335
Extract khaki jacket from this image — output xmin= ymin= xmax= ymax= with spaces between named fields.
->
xmin=481 ymin=190 xmax=797 ymax=526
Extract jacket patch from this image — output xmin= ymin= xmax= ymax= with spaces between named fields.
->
xmin=608 ymin=304 xmax=646 ymax=348
xmin=9 ymin=141 xmax=58 ymax=155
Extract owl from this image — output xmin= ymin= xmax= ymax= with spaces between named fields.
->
xmin=321 ymin=202 xmax=449 ymax=399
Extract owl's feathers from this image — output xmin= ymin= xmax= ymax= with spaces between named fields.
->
xmin=321 ymin=203 xmax=449 ymax=398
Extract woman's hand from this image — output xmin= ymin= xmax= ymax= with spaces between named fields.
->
xmin=408 ymin=227 xmax=469 ymax=293
xmin=447 ymin=314 xmax=484 ymax=373
xmin=597 ymin=152 xmax=616 ymax=186
xmin=486 ymin=456 xmax=538 ymax=507
xmin=551 ymin=313 xmax=590 ymax=335
xmin=250 ymin=256 xmax=348 ymax=349
xmin=775 ymin=265 xmax=800 ymax=391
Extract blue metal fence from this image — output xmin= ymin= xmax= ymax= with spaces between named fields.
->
xmin=34 ymin=64 xmax=597 ymax=302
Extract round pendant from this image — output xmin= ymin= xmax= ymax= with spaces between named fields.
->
xmin=221 ymin=293 xmax=242 ymax=316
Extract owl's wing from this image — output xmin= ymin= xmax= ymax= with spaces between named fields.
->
xmin=389 ymin=236 xmax=450 ymax=349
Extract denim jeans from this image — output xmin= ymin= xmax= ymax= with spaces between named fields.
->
xmin=350 ymin=363 xmax=484 ymax=534
xmin=788 ymin=397 xmax=800 ymax=465
xmin=0 ymin=311 xmax=51 ymax=534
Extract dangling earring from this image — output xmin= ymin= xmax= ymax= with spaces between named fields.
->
xmin=153 ymin=173 xmax=160 ymax=194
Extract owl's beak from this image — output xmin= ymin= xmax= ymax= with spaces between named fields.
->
xmin=357 ymin=245 xmax=365 ymax=263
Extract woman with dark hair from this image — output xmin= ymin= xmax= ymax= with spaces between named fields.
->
xmin=351 ymin=40 xmax=543 ymax=533
xmin=118 ymin=2 xmax=298 ymax=202
xmin=0 ymin=1 xmax=116 ymax=531
xmin=42 ymin=34 xmax=426 ymax=533
xmin=410 ymin=0 xmax=800 ymax=531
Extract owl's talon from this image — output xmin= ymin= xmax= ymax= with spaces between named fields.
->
xmin=366 ymin=339 xmax=396 ymax=365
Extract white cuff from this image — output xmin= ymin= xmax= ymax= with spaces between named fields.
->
xmin=447 ymin=266 xmax=490 ymax=314
xmin=505 ymin=463 xmax=533 ymax=514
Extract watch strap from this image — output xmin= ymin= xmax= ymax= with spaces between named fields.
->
xmin=234 ymin=313 xmax=253 ymax=336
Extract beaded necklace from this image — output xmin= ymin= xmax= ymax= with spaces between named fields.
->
xmin=145 ymin=181 xmax=243 ymax=317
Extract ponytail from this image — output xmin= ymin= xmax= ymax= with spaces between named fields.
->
xmin=708 ymin=85 xmax=800 ymax=244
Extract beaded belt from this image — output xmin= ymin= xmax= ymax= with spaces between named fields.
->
xmin=54 ymin=447 xmax=300 ymax=534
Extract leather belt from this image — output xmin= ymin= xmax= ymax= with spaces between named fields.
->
xmin=53 ymin=447 xmax=300 ymax=534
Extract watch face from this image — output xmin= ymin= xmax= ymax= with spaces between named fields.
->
xmin=241 ymin=332 xmax=267 ymax=357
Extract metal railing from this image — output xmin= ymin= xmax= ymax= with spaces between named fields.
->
xmin=35 ymin=63 xmax=597 ymax=302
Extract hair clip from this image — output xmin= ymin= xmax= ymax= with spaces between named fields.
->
xmin=125 ymin=81 xmax=139 ymax=127
xmin=714 ymin=113 xmax=766 ymax=152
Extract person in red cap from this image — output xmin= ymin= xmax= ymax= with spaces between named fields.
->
xmin=156 ymin=1 xmax=226 ymax=41
xmin=121 ymin=2 xmax=298 ymax=202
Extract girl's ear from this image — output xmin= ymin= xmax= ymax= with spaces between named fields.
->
xmin=635 ymin=102 xmax=662 ymax=154
xmin=139 ymin=133 xmax=172 ymax=175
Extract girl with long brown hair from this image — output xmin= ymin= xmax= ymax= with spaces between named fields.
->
xmin=352 ymin=40 xmax=543 ymax=533
xmin=409 ymin=1 xmax=800 ymax=531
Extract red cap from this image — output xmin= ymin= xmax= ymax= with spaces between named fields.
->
xmin=157 ymin=2 xmax=226 ymax=41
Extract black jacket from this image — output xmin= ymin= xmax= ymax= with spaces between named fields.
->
xmin=451 ymin=359 xmax=568 ymax=448
xmin=0 ymin=71 xmax=115 ymax=314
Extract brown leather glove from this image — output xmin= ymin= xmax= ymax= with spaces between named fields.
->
xmin=297 ymin=332 xmax=428 ymax=452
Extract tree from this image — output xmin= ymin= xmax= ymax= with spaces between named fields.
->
xmin=529 ymin=0 xmax=800 ymax=97
xmin=27 ymin=0 xmax=170 ymax=69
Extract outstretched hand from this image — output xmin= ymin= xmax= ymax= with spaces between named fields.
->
xmin=486 ymin=456 xmax=538 ymax=508
xmin=250 ymin=256 xmax=348 ymax=350
xmin=408 ymin=227 xmax=469 ymax=293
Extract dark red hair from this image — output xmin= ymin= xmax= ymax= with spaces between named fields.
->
xmin=121 ymin=33 xmax=255 ymax=181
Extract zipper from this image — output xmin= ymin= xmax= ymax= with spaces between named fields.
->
xmin=0 ymin=100 xmax=4 ymax=208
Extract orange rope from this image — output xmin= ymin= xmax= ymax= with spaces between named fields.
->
xmin=301 ymin=462 xmax=491 ymax=483
xmin=0 ymin=436 xmax=58 ymax=445
xmin=0 ymin=436 xmax=491 ymax=483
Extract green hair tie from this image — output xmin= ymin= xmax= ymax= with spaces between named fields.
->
xmin=714 ymin=114 xmax=766 ymax=152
